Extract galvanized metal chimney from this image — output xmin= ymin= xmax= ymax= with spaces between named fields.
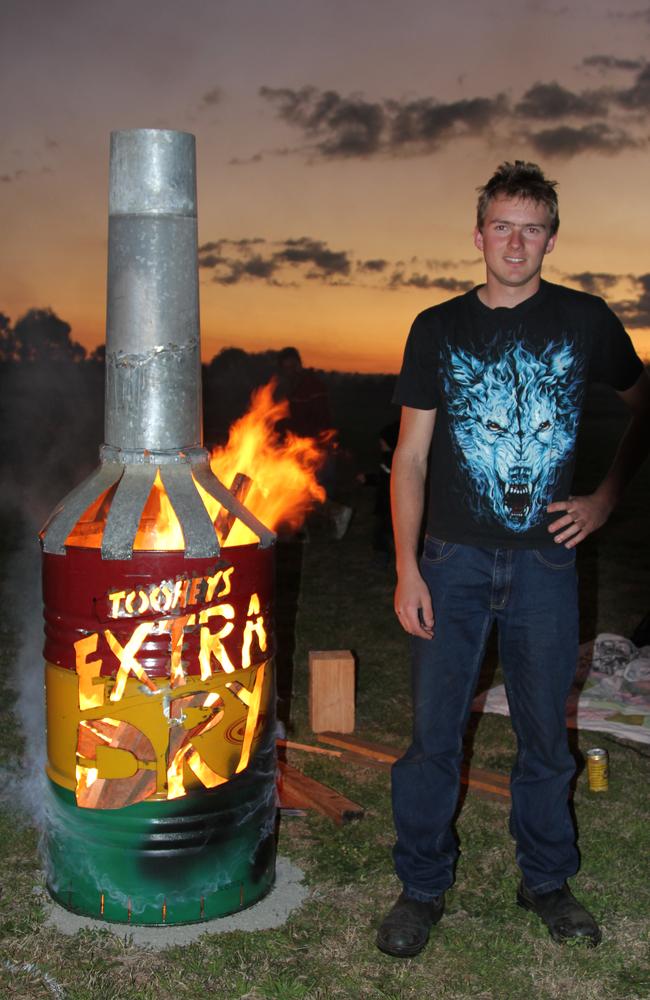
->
xmin=105 ymin=128 xmax=202 ymax=453
xmin=42 ymin=129 xmax=273 ymax=559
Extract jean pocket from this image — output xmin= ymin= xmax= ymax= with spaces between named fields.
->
xmin=422 ymin=535 xmax=458 ymax=564
xmin=532 ymin=545 xmax=577 ymax=569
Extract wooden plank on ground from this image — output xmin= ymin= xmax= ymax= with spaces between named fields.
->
xmin=462 ymin=764 xmax=509 ymax=788
xmin=277 ymin=760 xmax=365 ymax=824
xmin=460 ymin=766 xmax=510 ymax=801
xmin=317 ymin=732 xmax=397 ymax=763
xmin=278 ymin=738 xmax=388 ymax=770
xmin=277 ymin=738 xmax=343 ymax=758
xmin=309 ymin=650 xmax=355 ymax=734
xmin=317 ymin=732 xmax=511 ymax=801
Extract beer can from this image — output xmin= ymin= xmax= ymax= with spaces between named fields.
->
xmin=586 ymin=748 xmax=609 ymax=792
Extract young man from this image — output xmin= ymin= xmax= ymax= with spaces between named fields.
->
xmin=377 ymin=161 xmax=650 ymax=958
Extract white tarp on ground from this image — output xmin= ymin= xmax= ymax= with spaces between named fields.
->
xmin=472 ymin=634 xmax=650 ymax=745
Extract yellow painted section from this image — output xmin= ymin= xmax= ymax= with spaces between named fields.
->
xmin=45 ymin=658 xmax=272 ymax=807
xmin=235 ymin=662 xmax=267 ymax=774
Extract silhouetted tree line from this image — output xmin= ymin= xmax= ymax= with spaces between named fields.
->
xmin=0 ymin=308 xmax=105 ymax=364
xmin=0 ymin=308 xmax=397 ymax=514
xmin=0 ymin=310 xmax=106 ymax=513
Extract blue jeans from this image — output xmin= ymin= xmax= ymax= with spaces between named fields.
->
xmin=392 ymin=536 xmax=579 ymax=900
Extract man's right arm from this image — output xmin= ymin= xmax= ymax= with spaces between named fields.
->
xmin=391 ymin=405 xmax=437 ymax=639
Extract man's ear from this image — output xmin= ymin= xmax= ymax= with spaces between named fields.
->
xmin=473 ymin=227 xmax=484 ymax=252
xmin=544 ymin=233 xmax=557 ymax=255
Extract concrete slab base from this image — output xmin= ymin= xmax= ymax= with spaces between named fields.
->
xmin=43 ymin=856 xmax=308 ymax=948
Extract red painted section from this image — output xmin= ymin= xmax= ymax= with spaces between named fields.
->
xmin=42 ymin=544 xmax=275 ymax=678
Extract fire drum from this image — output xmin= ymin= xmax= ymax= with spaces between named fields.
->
xmin=40 ymin=130 xmax=278 ymax=924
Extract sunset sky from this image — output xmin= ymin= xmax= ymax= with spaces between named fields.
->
xmin=1 ymin=0 xmax=649 ymax=373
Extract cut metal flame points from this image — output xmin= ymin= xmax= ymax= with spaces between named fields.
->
xmin=50 ymin=380 xmax=328 ymax=556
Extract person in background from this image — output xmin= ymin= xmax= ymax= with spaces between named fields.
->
xmin=277 ymin=346 xmax=352 ymax=540
xmin=377 ymin=161 xmax=650 ymax=958
xmin=358 ymin=420 xmax=400 ymax=562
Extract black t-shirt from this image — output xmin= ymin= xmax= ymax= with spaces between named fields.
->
xmin=393 ymin=280 xmax=644 ymax=548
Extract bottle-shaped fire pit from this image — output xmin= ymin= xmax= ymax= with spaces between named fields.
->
xmin=41 ymin=129 xmax=278 ymax=925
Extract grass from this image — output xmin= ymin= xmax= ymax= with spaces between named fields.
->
xmin=1 ymin=391 xmax=649 ymax=1000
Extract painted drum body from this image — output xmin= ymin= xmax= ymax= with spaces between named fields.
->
xmin=43 ymin=543 xmax=276 ymax=925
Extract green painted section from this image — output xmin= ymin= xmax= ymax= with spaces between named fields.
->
xmin=46 ymin=772 xmax=276 ymax=925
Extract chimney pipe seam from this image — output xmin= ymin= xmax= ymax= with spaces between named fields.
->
xmin=108 ymin=210 xmax=197 ymax=219
xmin=107 ymin=341 xmax=200 ymax=365
xmin=100 ymin=445 xmax=209 ymax=466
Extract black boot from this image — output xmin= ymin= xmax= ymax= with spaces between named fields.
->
xmin=376 ymin=891 xmax=445 ymax=958
xmin=517 ymin=881 xmax=601 ymax=946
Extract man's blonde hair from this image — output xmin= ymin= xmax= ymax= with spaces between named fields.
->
xmin=476 ymin=161 xmax=559 ymax=235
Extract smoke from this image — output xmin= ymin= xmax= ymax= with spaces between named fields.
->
xmin=0 ymin=351 xmax=103 ymax=833
xmin=0 ymin=359 xmax=103 ymax=513
xmin=0 ymin=506 xmax=47 ymax=829
xmin=2 ymin=962 xmax=65 ymax=999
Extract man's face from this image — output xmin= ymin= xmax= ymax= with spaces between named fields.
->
xmin=474 ymin=195 xmax=557 ymax=294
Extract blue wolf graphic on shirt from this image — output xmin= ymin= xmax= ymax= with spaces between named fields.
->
xmin=441 ymin=338 xmax=585 ymax=532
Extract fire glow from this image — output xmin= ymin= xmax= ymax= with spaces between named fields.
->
xmin=65 ymin=380 xmax=328 ymax=550
xmin=71 ymin=565 xmax=269 ymax=808
xmin=58 ymin=383 xmax=329 ymax=810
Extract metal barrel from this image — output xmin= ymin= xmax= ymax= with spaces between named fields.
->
xmin=105 ymin=129 xmax=202 ymax=453
xmin=43 ymin=544 xmax=277 ymax=924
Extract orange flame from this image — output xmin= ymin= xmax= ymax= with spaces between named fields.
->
xmin=65 ymin=380 xmax=329 ymax=550
xmin=206 ymin=381 xmax=328 ymax=546
xmin=133 ymin=471 xmax=184 ymax=551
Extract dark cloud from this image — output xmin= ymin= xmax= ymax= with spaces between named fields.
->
xmin=387 ymin=95 xmax=507 ymax=148
xmin=198 ymin=235 xmax=353 ymax=285
xmin=0 ymin=168 xmax=27 ymax=183
xmin=200 ymin=86 xmax=222 ymax=109
xmin=218 ymin=255 xmax=279 ymax=286
xmin=259 ymin=86 xmax=384 ymax=157
xmin=582 ymin=54 xmax=645 ymax=73
xmin=198 ymin=235 xmax=475 ymax=293
xmin=527 ymin=122 xmax=640 ymax=157
xmin=255 ymin=75 xmax=650 ymax=164
xmin=564 ymin=271 xmax=650 ymax=328
xmin=199 ymin=237 xmax=264 ymax=255
xmin=610 ymin=274 xmax=650 ymax=328
xmin=229 ymin=152 xmax=264 ymax=165
xmin=275 ymin=237 xmax=351 ymax=277
xmin=608 ymin=6 xmax=650 ymax=23
xmin=259 ymin=85 xmax=506 ymax=158
xmin=357 ymin=259 xmax=388 ymax=272
xmin=425 ymin=257 xmax=482 ymax=270
xmin=388 ymin=272 xmax=474 ymax=293
xmin=199 ymin=240 xmax=221 ymax=254
xmin=516 ymin=82 xmax=609 ymax=119
xmin=565 ymin=271 xmax=620 ymax=295
xmin=198 ymin=252 xmax=226 ymax=269
xmin=617 ymin=64 xmax=650 ymax=109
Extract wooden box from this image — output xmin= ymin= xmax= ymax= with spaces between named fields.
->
xmin=309 ymin=649 xmax=355 ymax=733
